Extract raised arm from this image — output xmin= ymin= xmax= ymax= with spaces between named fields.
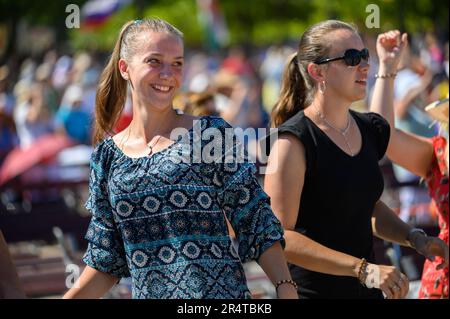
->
xmin=370 ymin=30 xmax=433 ymax=178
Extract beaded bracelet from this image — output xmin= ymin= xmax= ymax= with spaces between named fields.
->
xmin=357 ymin=258 xmax=368 ymax=286
xmin=275 ymin=279 xmax=298 ymax=290
xmin=375 ymin=73 xmax=397 ymax=79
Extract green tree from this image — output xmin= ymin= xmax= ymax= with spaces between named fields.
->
xmin=1 ymin=0 xmax=448 ymax=59
xmin=0 ymin=0 xmax=87 ymax=63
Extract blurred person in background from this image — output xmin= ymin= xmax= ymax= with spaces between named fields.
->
xmin=0 ymin=65 xmax=18 ymax=165
xmin=13 ymin=82 xmax=54 ymax=149
xmin=421 ymin=32 xmax=445 ymax=74
xmin=80 ymin=62 xmax=101 ymax=116
xmin=371 ymin=36 xmax=449 ymax=298
xmin=63 ymin=18 xmax=296 ymax=299
xmin=428 ymin=42 xmax=449 ymax=103
xmin=219 ymin=48 xmax=266 ymax=130
xmin=174 ymin=91 xmax=218 ymax=117
xmin=260 ymin=44 xmax=295 ymax=115
xmin=54 ymin=85 xmax=92 ymax=145
xmin=212 ymin=69 xmax=250 ymax=125
xmin=60 ymin=52 xmax=99 ymax=116
xmin=51 ymin=55 xmax=72 ymax=93
xmin=0 ymin=104 xmax=17 ymax=166
xmin=0 ymin=65 xmax=15 ymax=116
xmin=393 ymin=43 xmax=434 ymax=137
xmin=389 ymin=42 xmax=437 ymax=224
xmin=264 ymin=21 xmax=447 ymax=299
xmin=35 ymin=61 xmax=59 ymax=115
xmin=211 ymin=69 xmax=265 ymax=165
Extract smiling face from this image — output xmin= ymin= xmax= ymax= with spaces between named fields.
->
xmin=119 ymin=31 xmax=184 ymax=111
xmin=320 ymin=29 xmax=370 ymax=103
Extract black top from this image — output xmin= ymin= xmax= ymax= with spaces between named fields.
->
xmin=273 ymin=110 xmax=390 ymax=299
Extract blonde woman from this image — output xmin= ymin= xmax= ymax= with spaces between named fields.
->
xmin=63 ymin=18 xmax=296 ymax=299
xmin=264 ymin=21 xmax=448 ymax=299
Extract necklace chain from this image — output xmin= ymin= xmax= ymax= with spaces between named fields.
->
xmin=146 ymin=109 xmax=182 ymax=156
xmin=313 ymin=106 xmax=354 ymax=156
xmin=147 ymin=135 xmax=163 ymax=155
xmin=120 ymin=109 xmax=182 ymax=157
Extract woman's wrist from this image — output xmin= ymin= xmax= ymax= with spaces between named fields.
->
xmin=276 ymin=282 xmax=298 ymax=299
xmin=378 ymin=64 xmax=398 ymax=76
xmin=406 ymin=228 xmax=427 ymax=249
xmin=275 ymin=278 xmax=298 ymax=291
xmin=352 ymin=258 xmax=364 ymax=278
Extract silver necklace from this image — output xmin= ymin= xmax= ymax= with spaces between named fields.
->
xmin=147 ymin=109 xmax=184 ymax=155
xmin=147 ymin=135 xmax=163 ymax=155
xmin=313 ymin=106 xmax=354 ymax=156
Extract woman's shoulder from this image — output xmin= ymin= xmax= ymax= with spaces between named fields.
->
xmin=279 ymin=110 xmax=308 ymax=129
xmin=201 ymin=115 xmax=233 ymax=130
xmin=276 ymin=111 xmax=311 ymax=142
xmin=351 ymin=110 xmax=390 ymax=159
xmin=351 ymin=110 xmax=388 ymax=130
xmin=196 ymin=116 xmax=237 ymax=142
xmin=351 ymin=110 xmax=390 ymax=137
xmin=176 ymin=114 xmax=231 ymax=132
xmin=90 ymin=137 xmax=116 ymax=168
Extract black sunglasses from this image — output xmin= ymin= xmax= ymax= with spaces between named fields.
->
xmin=315 ymin=48 xmax=370 ymax=66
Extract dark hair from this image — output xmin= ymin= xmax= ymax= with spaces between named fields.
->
xmin=93 ymin=18 xmax=183 ymax=144
xmin=271 ymin=20 xmax=358 ymax=127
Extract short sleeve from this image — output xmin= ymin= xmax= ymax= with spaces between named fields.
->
xmin=212 ymin=118 xmax=285 ymax=263
xmin=274 ymin=124 xmax=315 ymax=173
xmin=82 ymin=141 xmax=130 ymax=278
xmin=363 ymin=112 xmax=391 ymax=160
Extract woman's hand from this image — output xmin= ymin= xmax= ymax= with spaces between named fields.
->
xmin=364 ymin=263 xmax=409 ymax=299
xmin=376 ymin=30 xmax=408 ymax=74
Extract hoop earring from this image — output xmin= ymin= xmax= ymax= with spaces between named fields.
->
xmin=319 ymin=81 xmax=326 ymax=94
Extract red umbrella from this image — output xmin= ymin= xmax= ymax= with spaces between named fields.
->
xmin=0 ymin=134 xmax=75 ymax=186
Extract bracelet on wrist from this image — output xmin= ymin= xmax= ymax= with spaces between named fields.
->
xmin=275 ymin=279 xmax=298 ymax=291
xmin=357 ymin=258 xmax=368 ymax=286
xmin=406 ymin=228 xmax=427 ymax=248
xmin=375 ymin=72 xmax=397 ymax=79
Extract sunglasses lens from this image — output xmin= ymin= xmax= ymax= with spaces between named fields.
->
xmin=344 ymin=49 xmax=360 ymax=66
xmin=344 ymin=49 xmax=369 ymax=66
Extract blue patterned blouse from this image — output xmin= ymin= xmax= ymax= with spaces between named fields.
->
xmin=83 ymin=116 xmax=284 ymax=299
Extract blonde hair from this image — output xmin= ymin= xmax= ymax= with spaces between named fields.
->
xmin=93 ymin=18 xmax=183 ymax=144
xmin=271 ymin=20 xmax=358 ymax=127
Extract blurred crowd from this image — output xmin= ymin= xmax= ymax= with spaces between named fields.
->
xmin=0 ymin=28 xmax=448 ymax=299
xmin=0 ymin=30 xmax=448 ymax=214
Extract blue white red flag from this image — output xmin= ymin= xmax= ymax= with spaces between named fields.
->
xmin=81 ymin=0 xmax=131 ymax=29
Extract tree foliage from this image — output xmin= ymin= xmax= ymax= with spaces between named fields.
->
xmin=1 ymin=0 xmax=448 ymax=57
